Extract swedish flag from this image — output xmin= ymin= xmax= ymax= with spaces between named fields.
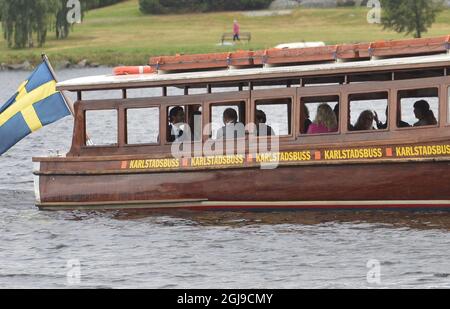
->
xmin=0 ymin=60 xmax=70 ymax=155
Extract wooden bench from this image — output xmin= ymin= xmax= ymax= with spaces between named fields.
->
xmin=221 ymin=32 xmax=251 ymax=44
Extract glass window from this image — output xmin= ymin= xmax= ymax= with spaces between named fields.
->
xmin=210 ymin=101 xmax=246 ymax=140
xmin=348 ymin=92 xmax=388 ymax=131
xmin=398 ymin=88 xmax=439 ymax=128
xmin=85 ymin=110 xmax=117 ymax=146
xmin=301 ymin=95 xmax=339 ymax=135
xmin=448 ymin=86 xmax=450 ymax=124
xmin=166 ymin=105 xmax=202 ymax=143
xmin=126 ymin=107 xmax=159 ymax=145
xmin=255 ymin=98 xmax=292 ymax=136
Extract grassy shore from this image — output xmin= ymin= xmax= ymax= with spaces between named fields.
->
xmin=1 ymin=0 xmax=450 ymax=67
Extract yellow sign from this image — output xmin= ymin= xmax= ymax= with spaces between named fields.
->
xmin=191 ymin=155 xmax=245 ymax=167
xmin=324 ymin=148 xmax=383 ymax=160
xmin=129 ymin=159 xmax=180 ymax=169
xmin=120 ymin=144 xmax=450 ymax=171
xmin=395 ymin=145 xmax=450 ymax=157
xmin=256 ymin=151 xmax=311 ymax=163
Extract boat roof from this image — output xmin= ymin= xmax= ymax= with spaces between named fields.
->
xmin=57 ymin=53 xmax=450 ymax=92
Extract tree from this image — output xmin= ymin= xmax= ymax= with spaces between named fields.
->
xmin=380 ymin=0 xmax=444 ymax=38
xmin=0 ymin=0 xmax=58 ymax=48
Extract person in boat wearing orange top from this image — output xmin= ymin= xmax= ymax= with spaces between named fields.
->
xmin=233 ymin=20 xmax=240 ymax=42
xmin=167 ymin=106 xmax=186 ymax=142
xmin=216 ymin=108 xmax=245 ymax=139
xmin=413 ymin=100 xmax=438 ymax=127
xmin=255 ymin=110 xmax=275 ymax=137
xmin=307 ymin=104 xmax=338 ymax=134
xmin=352 ymin=110 xmax=376 ymax=131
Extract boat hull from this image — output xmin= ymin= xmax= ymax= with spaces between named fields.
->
xmin=34 ymin=160 xmax=450 ymax=211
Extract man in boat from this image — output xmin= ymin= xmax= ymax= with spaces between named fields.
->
xmin=255 ymin=110 xmax=275 ymax=137
xmin=216 ymin=108 xmax=245 ymax=139
xmin=413 ymin=100 xmax=438 ymax=127
xmin=167 ymin=106 xmax=187 ymax=142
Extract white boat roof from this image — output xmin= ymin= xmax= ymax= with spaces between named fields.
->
xmin=57 ymin=53 xmax=450 ymax=91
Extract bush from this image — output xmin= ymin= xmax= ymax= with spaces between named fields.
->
xmin=139 ymin=0 xmax=273 ymax=14
xmin=87 ymin=0 xmax=126 ymax=10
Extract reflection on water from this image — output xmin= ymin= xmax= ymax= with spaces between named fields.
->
xmin=84 ymin=210 xmax=450 ymax=231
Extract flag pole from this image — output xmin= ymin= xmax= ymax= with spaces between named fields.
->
xmin=41 ymin=54 xmax=93 ymax=145
xmin=41 ymin=54 xmax=75 ymax=116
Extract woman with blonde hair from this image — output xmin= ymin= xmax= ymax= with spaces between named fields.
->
xmin=353 ymin=110 xmax=375 ymax=131
xmin=307 ymin=104 xmax=338 ymax=134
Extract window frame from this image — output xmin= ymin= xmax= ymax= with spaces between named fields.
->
xmin=299 ymin=94 xmax=341 ymax=137
xmin=83 ymin=107 xmax=119 ymax=148
xmin=395 ymin=86 xmax=440 ymax=131
xmin=346 ymin=90 xmax=390 ymax=134
xmin=205 ymin=91 xmax=250 ymax=142
xmin=251 ymin=87 xmax=297 ymax=142
xmin=124 ymin=106 xmax=161 ymax=147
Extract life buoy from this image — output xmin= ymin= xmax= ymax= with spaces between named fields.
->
xmin=113 ymin=66 xmax=155 ymax=75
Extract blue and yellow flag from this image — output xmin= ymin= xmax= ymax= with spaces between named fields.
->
xmin=0 ymin=61 xmax=71 ymax=155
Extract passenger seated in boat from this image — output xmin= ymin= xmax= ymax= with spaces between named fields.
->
xmin=374 ymin=107 xmax=388 ymax=130
xmin=255 ymin=110 xmax=275 ymax=137
xmin=216 ymin=108 xmax=245 ymax=139
xmin=333 ymin=104 xmax=339 ymax=123
xmin=353 ymin=110 xmax=375 ymax=131
xmin=303 ymin=105 xmax=312 ymax=133
xmin=413 ymin=100 xmax=437 ymax=127
xmin=167 ymin=106 xmax=186 ymax=142
xmin=191 ymin=110 xmax=202 ymax=141
xmin=307 ymin=104 xmax=338 ymax=134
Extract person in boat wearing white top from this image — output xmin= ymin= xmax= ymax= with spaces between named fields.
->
xmin=167 ymin=106 xmax=188 ymax=142
xmin=216 ymin=108 xmax=245 ymax=140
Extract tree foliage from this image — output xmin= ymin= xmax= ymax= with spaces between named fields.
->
xmin=0 ymin=0 xmax=127 ymax=47
xmin=0 ymin=0 xmax=58 ymax=48
xmin=380 ymin=0 xmax=444 ymax=38
xmin=139 ymin=0 xmax=273 ymax=14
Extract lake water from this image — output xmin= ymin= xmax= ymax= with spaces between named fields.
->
xmin=1 ymin=68 xmax=450 ymax=289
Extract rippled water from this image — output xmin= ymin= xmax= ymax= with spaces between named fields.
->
xmin=1 ymin=68 xmax=450 ymax=289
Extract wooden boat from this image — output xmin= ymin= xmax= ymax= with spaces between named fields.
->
xmin=33 ymin=36 xmax=450 ymax=211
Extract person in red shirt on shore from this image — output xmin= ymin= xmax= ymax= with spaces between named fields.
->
xmin=233 ymin=20 xmax=240 ymax=42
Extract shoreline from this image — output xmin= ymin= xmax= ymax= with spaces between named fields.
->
xmin=0 ymin=59 xmax=112 ymax=72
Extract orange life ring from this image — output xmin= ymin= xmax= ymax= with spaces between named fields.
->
xmin=113 ymin=66 xmax=156 ymax=75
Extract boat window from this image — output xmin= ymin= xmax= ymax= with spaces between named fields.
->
xmin=210 ymin=101 xmax=246 ymax=139
xmin=254 ymin=98 xmax=292 ymax=136
xmin=348 ymin=92 xmax=388 ymax=131
xmin=397 ymin=88 xmax=439 ymax=128
xmin=85 ymin=110 xmax=118 ymax=146
xmin=348 ymin=72 xmax=392 ymax=83
xmin=167 ymin=105 xmax=202 ymax=142
xmin=126 ymin=107 xmax=159 ymax=145
xmin=304 ymin=76 xmax=344 ymax=87
xmin=394 ymin=68 xmax=444 ymax=81
xmin=300 ymin=95 xmax=339 ymax=135
xmin=448 ymin=86 xmax=450 ymax=124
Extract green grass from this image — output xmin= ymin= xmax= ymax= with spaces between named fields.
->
xmin=1 ymin=0 xmax=450 ymax=66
